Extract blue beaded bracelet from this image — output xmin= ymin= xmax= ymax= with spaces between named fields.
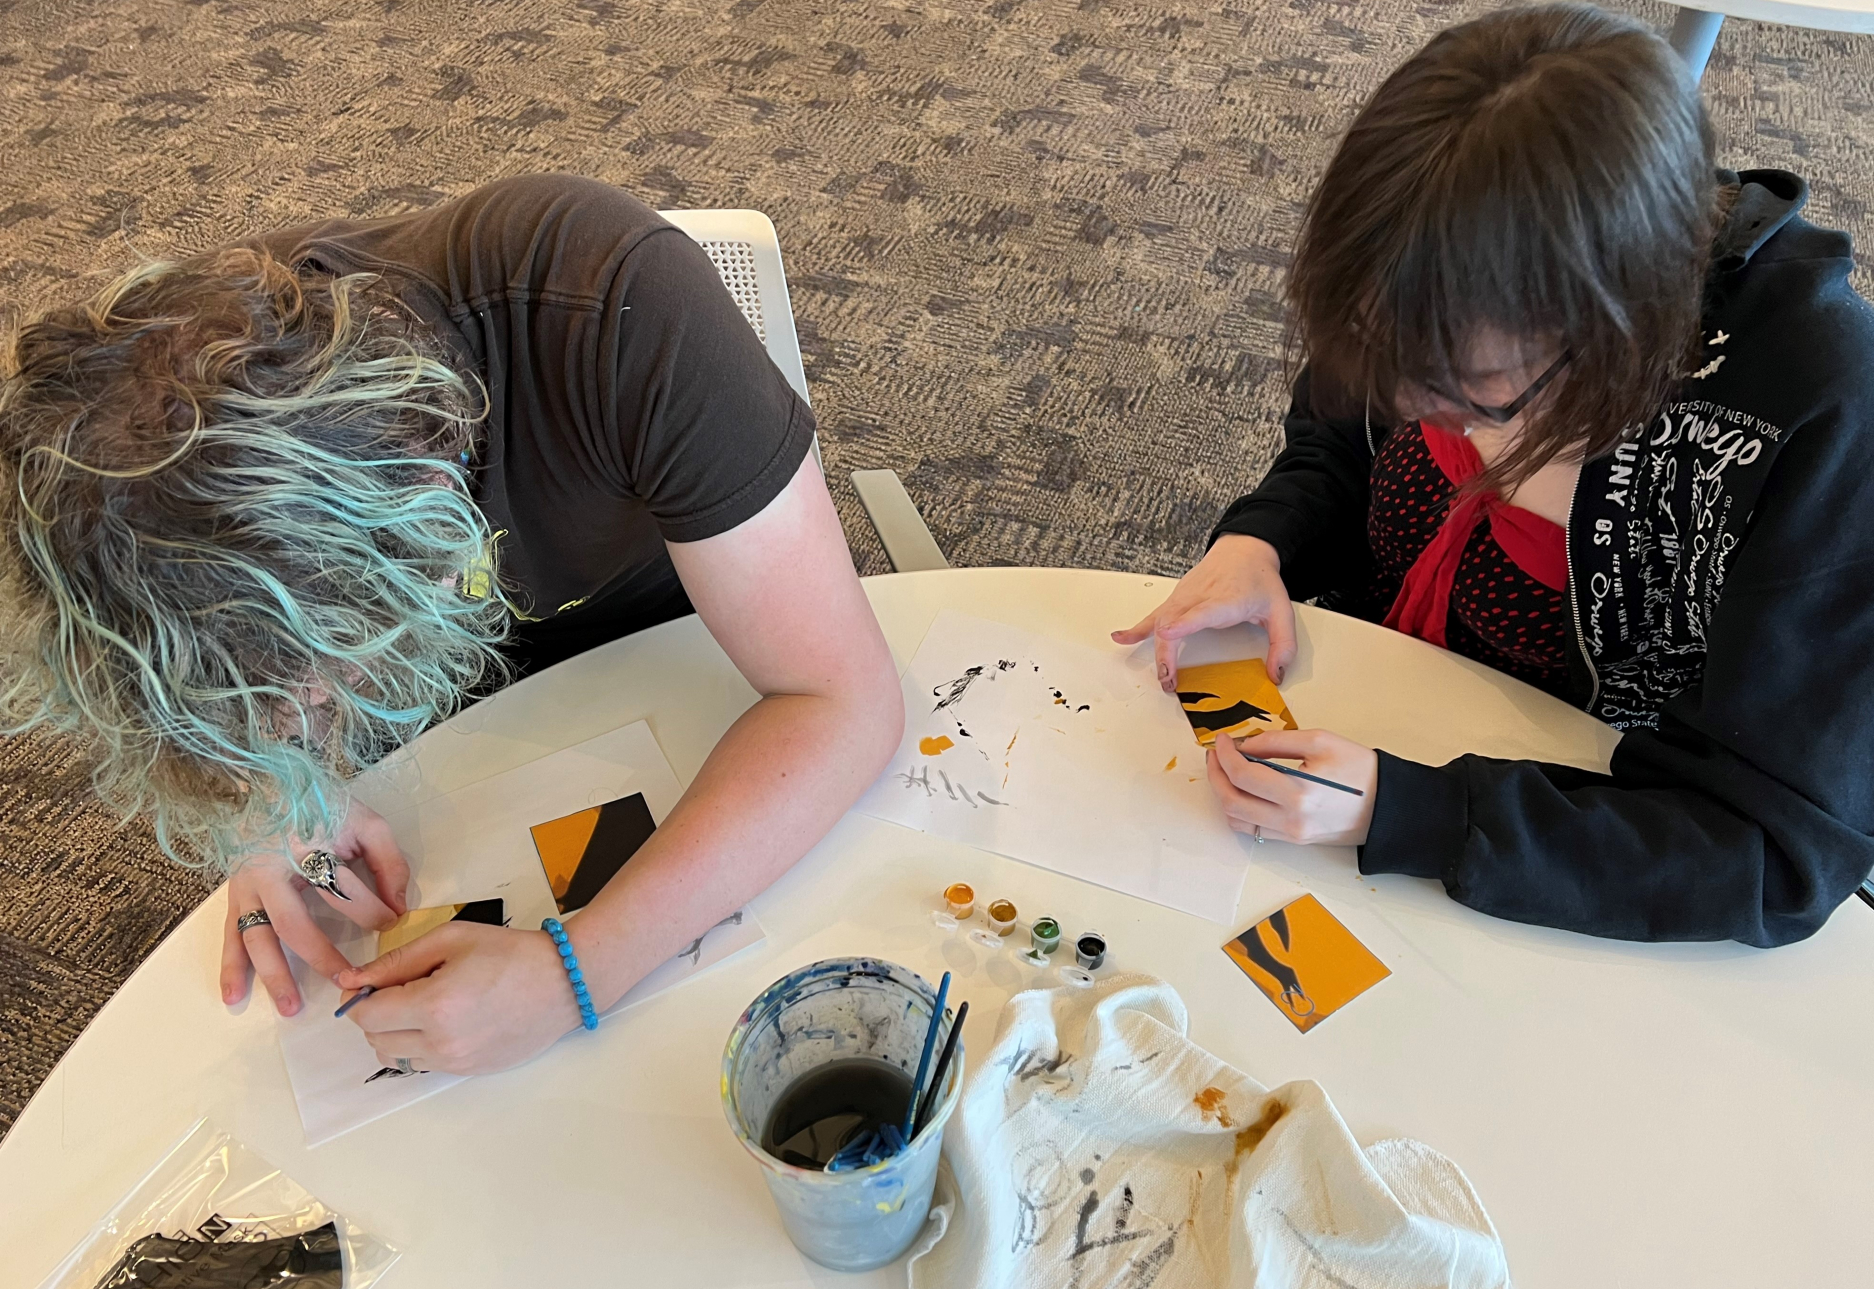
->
xmin=542 ymin=917 xmax=599 ymax=1031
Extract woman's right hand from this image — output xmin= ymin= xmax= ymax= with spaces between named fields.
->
xmin=1112 ymin=533 xmax=1297 ymax=692
xmin=219 ymin=798 xmax=410 ymax=1016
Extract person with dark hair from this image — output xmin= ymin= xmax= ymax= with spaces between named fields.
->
xmin=0 ymin=175 xmax=903 ymax=1073
xmin=1117 ymin=3 xmax=1874 ymax=946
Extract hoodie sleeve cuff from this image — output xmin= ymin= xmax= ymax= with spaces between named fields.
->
xmin=1208 ymin=498 xmax=1310 ymax=569
xmin=1358 ymin=751 xmax=1468 ymax=881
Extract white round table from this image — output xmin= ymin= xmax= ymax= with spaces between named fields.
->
xmin=1670 ymin=0 xmax=1874 ymax=78
xmin=5 ymin=569 xmax=1871 ymax=1287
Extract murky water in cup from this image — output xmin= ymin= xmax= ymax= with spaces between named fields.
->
xmin=722 ymin=957 xmax=964 ymax=1272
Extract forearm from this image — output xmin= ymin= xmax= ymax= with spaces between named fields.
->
xmin=565 ymin=686 xmax=900 ymax=1011
xmin=1360 ymin=740 xmax=1874 ymax=947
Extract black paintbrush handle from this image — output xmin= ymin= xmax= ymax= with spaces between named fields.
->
xmin=912 ymin=1000 xmax=968 ymax=1138
xmin=1240 ymin=751 xmax=1365 ymax=797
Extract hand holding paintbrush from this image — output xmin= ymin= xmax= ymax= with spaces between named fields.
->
xmin=1209 ymin=730 xmax=1380 ymax=848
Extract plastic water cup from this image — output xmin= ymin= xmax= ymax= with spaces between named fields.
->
xmin=721 ymin=957 xmax=964 ymax=1272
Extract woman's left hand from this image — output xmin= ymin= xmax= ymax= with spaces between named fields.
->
xmin=335 ymin=923 xmax=585 ymax=1075
xmin=1207 ymin=728 xmax=1380 ymax=847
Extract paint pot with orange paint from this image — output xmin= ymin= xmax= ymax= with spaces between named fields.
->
xmin=942 ymin=883 xmax=975 ymax=919
xmin=985 ymin=899 xmax=1018 ymax=936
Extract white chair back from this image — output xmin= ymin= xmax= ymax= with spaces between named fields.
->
xmin=661 ymin=207 xmax=946 ymax=568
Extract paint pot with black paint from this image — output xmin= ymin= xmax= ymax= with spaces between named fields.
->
xmin=722 ymin=957 xmax=964 ymax=1272
xmin=1075 ymin=931 xmax=1107 ymax=971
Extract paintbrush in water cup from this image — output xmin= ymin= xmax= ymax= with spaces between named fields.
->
xmin=912 ymin=999 xmax=967 ymax=1138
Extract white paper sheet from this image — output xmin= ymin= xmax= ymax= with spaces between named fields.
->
xmin=855 ymin=611 xmax=1253 ymax=921
xmin=277 ymin=720 xmax=765 ymax=1146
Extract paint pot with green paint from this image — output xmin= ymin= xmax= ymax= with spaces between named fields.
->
xmin=1030 ymin=916 xmax=1062 ymax=955
xmin=722 ymin=957 xmax=964 ymax=1272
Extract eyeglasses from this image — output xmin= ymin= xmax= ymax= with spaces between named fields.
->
xmin=1426 ymin=350 xmax=1571 ymax=426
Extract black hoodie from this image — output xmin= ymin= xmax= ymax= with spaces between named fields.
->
xmin=1212 ymin=170 xmax=1874 ymax=947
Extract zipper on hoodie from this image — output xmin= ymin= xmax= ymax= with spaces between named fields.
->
xmin=1563 ymin=468 xmax=1600 ymax=713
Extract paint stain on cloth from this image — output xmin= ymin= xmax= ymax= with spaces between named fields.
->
xmin=1193 ymin=1086 xmax=1235 ymax=1128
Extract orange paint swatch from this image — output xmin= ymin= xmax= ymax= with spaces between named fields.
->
xmin=1222 ymin=894 xmax=1389 ymax=1033
xmin=919 ymin=735 xmax=954 ymax=755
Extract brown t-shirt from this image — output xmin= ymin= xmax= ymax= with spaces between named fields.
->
xmin=255 ymin=173 xmax=815 ymax=643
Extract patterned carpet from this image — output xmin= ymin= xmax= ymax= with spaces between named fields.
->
xmin=3 ymin=0 xmax=1871 ymax=1136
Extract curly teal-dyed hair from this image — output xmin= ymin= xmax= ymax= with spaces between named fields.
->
xmin=0 ymin=247 xmax=511 ymax=866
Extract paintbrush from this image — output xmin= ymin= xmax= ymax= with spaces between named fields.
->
xmin=1225 ymin=738 xmax=1365 ymax=797
xmin=901 ymin=971 xmax=951 ymax=1140
xmin=912 ymin=999 xmax=967 ymax=1139
xmin=826 ymin=972 xmax=955 ymax=1173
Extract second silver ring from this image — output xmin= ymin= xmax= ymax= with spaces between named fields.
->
xmin=297 ymin=849 xmax=353 ymax=902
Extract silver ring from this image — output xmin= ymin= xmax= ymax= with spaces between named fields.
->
xmin=1253 ymin=824 xmax=1265 ymax=845
xmin=236 ymin=909 xmax=272 ymax=934
xmin=394 ymin=1057 xmax=415 ymax=1075
xmin=297 ymin=849 xmax=352 ymax=902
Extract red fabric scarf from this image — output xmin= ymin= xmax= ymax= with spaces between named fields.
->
xmin=1383 ymin=424 xmax=1568 ymax=648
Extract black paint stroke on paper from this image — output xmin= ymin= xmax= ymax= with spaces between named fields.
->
xmin=676 ymin=909 xmax=746 ymax=966
xmin=932 ymin=666 xmax=985 ymax=712
xmin=896 ymin=763 xmax=1009 ymax=808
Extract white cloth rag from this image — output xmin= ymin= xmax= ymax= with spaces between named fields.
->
xmin=907 ymin=974 xmax=1509 ymax=1289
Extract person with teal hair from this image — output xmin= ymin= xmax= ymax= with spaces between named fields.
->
xmin=0 ymin=174 xmax=904 ymax=1074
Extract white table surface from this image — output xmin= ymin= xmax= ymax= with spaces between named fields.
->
xmin=1674 ymin=0 xmax=1874 ymax=33
xmin=5 ymin=568 xmax=1871 ymax=1288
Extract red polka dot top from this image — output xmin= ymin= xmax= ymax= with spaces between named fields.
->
xmin=1367 ymin=423 xmax=1573 ymax=696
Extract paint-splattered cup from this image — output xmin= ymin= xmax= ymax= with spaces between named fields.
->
xmin=722 ymin=957 xmax=965 ymax=1272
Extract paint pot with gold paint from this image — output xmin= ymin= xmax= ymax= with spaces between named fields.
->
xmin=942 ymin=883 xmax=975 ymax=919
xmin=985 ymin=899 xmax=1018 ymax=937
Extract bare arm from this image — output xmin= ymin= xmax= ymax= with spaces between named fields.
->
xmin=571 ymin=454 xmax=904 ymax=1009
xmin=339 ymin=454 xmax=903 ymax=1072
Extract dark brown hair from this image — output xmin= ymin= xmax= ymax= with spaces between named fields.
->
xmin=1286 ymin=3 xmax=1718 ymax=490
